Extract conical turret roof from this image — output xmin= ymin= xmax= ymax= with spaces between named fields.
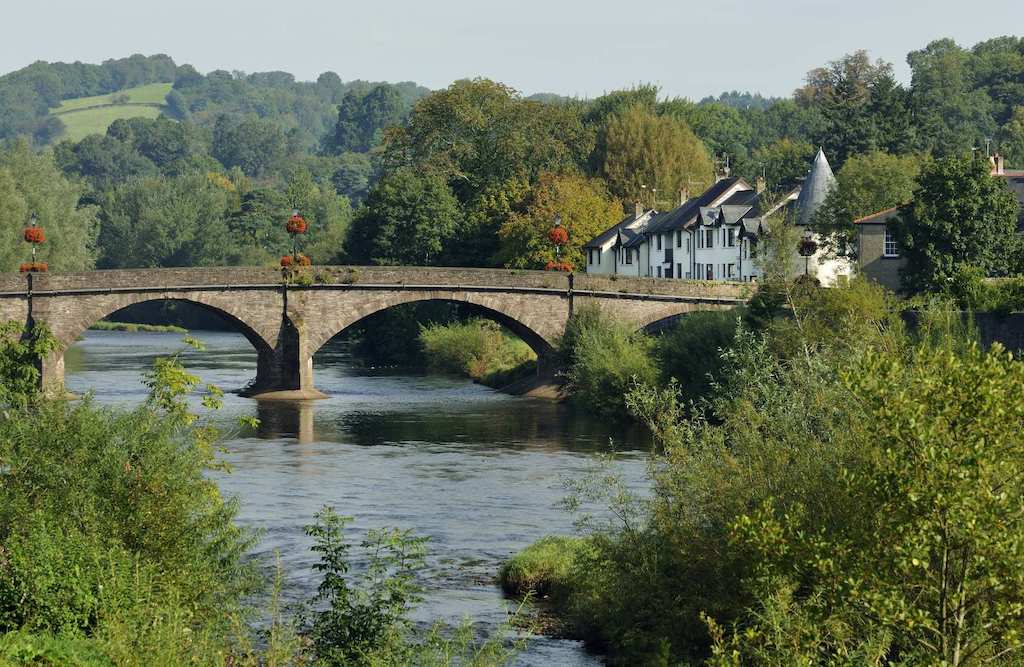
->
xmin=795 ymin=148 xmax=836 ymax=227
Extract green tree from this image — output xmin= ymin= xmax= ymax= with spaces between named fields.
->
xmin=1001 ymin=106 xmax=1024 ymax=168
xmin=896 ymin=155 xmax=1021 ymax=292
xmin=748 ymin=138 xmax=814 ymax=192
xmin=97 ymin=173 xmax=232 ymax=268
xmin=600 ymin=105 xmax=714 ymax=207
xmin=497 ymin=172 xmax=622 ymax=269
xmin=814 ymin=150 xmax=921 ymax=257
xmin=382 ymin=78 xmax=592 ymax=203
xmin=345 ymin=169 xmax=459 ymax=265
xmin=324 ymin=85 xmax=408 ymax=154
xmin=0 ymin=141 xmax=98 ymax=272
xmin=212 ymin=115 xmax=287 ymax=178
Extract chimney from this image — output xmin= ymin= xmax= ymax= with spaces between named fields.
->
xmin=635 ymin=201 xmax=643 ymax=219
xmin=678 ymin=188 xmax=689 ymax=207
xmin=993 ymin=153 xmax=1005 ymax=176
xmin=755 ymin=175 xmax=766 ymax=194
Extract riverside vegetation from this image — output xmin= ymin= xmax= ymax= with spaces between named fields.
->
xmin=0 ymin=324 xmax=521 ymax=666
xmin=500 ymin=275 xmax=1024 ymax=666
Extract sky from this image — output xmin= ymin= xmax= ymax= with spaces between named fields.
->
xmin=3 ymin=0 xmax=1023 ymax=100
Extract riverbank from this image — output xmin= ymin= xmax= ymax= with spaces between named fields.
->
xmin=89 ymin=320 xmax=187 ymax=333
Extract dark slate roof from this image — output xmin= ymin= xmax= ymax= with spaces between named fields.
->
xmin=647 ymin=177 xmax=748 ymax=234
xmin=583 ymin=212 xmax=651 ymax=248
xmin=621 ymin=228 xmax=645 ymax=248
xmin=795 ymin=148 xmax=836 ymax=227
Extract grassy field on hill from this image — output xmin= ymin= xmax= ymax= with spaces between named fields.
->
xmin=51 ymin=82 xmax=172 ymax=141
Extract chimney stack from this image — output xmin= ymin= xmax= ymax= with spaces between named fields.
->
xmin=678 ymin=188 xmax=689 ymax=207
xmin=635 ymin=201 xmax=643 ymax=219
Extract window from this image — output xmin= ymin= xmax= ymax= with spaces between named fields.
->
xmin=686 ymin=236 xmax=691 ymax=252
xmin=705 ymin=229 xmax=714 ymax=248
xmin=676 ymin=230 xmax=682 ymax=248
xmin=706 ymin=264 xmax=714 ymax=280
xmin=656 ymin=234 xmax=662 ymax=251
xmin=666 ymin=264 xmax=673 ymax=279
xmin=625 ymin=249 xmax=632 ymax=265
xmin=657 ymin=266 xmax=662 ymax=278
xmin=727 ymin=263 xmax=735 ymax=278
xmin=676 ymin=262 xmax=682 ymax=278
xmin=884 ymin=226 xmax=899 ymax=257
xmin=696 ymin=263 xmax=702 ymax=278
xmin=727 ymin=229 xmax=736 ymax=247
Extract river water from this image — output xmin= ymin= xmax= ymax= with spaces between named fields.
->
xmin=64 ymin=330 xmax=649 ymax=666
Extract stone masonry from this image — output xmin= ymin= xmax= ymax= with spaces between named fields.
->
xmin=0 ymin=266 xmax=749 ymax=397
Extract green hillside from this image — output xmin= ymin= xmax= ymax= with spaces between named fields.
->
xmin=51 ymin=82 xmax=172 ymax=141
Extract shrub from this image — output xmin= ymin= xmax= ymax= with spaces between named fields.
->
xmin=656 ymin=310 xmax=740 ymax=403
xmin=419 ymin=319 xmax=535 ymax=382
xmin=562 ymin=306 xmax=657 ymax=418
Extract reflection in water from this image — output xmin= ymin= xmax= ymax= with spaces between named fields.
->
xmin=65 ymin=330 xmax=649 ymax=666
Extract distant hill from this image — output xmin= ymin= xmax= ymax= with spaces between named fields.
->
xmin=50 ymin=82 xmax=172 ymax=141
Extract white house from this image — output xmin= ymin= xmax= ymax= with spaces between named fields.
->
xmin=584 ymin=148 xmax=851 ymax=286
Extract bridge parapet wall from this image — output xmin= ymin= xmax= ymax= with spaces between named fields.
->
xmin=574 ymin=274 xmax=751 ymax=301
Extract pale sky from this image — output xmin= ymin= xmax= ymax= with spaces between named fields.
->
xmin=4 ymin=0 xmax=1023 ymax=99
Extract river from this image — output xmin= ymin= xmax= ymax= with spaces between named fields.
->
xmin=64 ymin=329 xmax=650 ymax=666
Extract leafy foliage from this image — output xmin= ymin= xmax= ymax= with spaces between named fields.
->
xmin=896 ymin=155 xmax=1022 ymax=292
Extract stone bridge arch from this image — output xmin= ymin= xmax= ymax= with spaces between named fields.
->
xmin=29 ymin=289 xmax=284 ymax=394
xmin=292 ymin=288 xmax=568 ymax=359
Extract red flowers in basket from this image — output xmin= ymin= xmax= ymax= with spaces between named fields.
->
xmin=24 ymin=226 xmax=45 ymax=244
xmin=19 ymin=262 xmax=48 ymax=273
xmin=286 ymin=213 xmax=308 ymax=235
xmin=280 ymin=254 xmax=311 ymax=268
xmin=548 ymin=226 xmax=568 ymax=245
xmin=545 ymin=260 xmax=573 ymax=272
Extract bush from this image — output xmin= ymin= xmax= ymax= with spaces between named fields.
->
xmin=419 ymin=319 xmax=535 ymax=382
xmin=562 ymin=306 xmax=657 ymax=418
xmin=656 ymin=310 xmax=740 ymax=403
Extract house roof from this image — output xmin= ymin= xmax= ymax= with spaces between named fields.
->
xmin=582 ymin=210 xmax=653 ymax=249
xmin=853 ymin=206 xmax=904 ymax=225
xmin=795 ymin=148 xmax=836 ymax=227
xmin=646 ymin=177 xmax=750 ymax=234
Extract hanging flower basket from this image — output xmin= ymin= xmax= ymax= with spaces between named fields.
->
xmin=280 ymin=255 xmax=294 ymax=267
xmin=545 ymin=260 xmax=573 ymax=272
xmin=24 ymin=227 xmax=45 ymax=244
xmin=548 ymin=226 xmax=568 ymax=245
xmin=19 ymin=262 xmax=48 ymax=273
xmin=286 ymin=214 xmax=308 ymax=235
xmin=797 ymin=238 xmax=818 ymax=257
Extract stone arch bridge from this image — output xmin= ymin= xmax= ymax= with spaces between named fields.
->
xmin=0 ymin=266 xmax=749 ymax=398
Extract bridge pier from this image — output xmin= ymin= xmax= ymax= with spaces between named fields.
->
xmin=240 ymin=316 xmax=326 ymax=400
xmin=38 ymin=350 xmax=67 ymax=398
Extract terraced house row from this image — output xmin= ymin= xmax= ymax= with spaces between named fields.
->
xmin=583 ymin=148 xmax=851 ymax=285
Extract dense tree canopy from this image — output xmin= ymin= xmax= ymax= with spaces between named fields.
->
xmin=599 ymin=104 xmax=714 ymax=208
xmin=0 ymin=141 xmax=98 ymax=272
xmin=496 ymin=172 xmax=622 ymax=270
xmin=896 ymin=156 xmax=1021 ymax=292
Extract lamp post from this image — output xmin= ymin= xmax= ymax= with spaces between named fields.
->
xmin=283 ymin=209 xmax=309 ymax=267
